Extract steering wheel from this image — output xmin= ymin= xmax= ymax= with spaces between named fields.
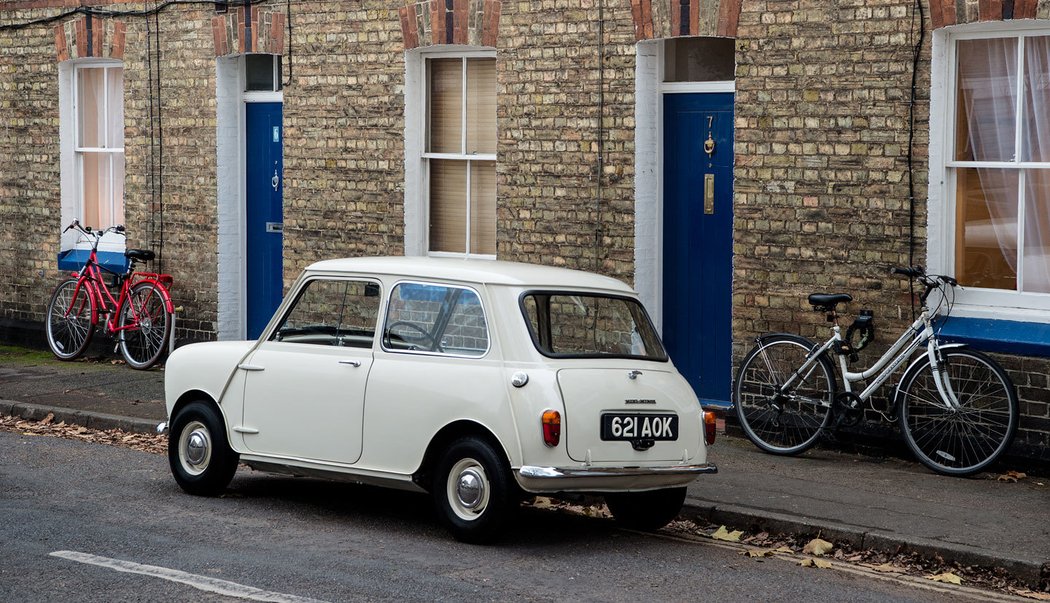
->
xmin=386 ymin=321 xmax=438 ymax=351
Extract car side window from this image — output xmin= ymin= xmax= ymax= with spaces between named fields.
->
xmin=383 ymin=282 xmax=488 ymax=357
xmin=271 ymin=279 xmax=381 ymax=348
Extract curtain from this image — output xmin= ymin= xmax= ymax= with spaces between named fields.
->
xmin=1022 ymin=37 xmax=1050 ymax=292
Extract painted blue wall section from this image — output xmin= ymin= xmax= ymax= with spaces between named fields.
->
xmin=57 ymin=250 xmax=129 ymax=274
xmin=936 ymin=317 xmax=1050 ymax=357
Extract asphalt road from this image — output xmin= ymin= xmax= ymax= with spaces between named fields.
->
xmin=0 ymin=431 xmax=991 ymax=602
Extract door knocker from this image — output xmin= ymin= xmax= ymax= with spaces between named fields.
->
xmin=272 ymin=162 xmax=280 ymax=192
xmin=704 ymin=116 xmax=715 ymax=157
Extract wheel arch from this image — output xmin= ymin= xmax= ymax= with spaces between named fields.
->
xmin=413 ymin=420 xmax=512 ymax=493
xmin=171 ymin=390 xmax=225 ymax=427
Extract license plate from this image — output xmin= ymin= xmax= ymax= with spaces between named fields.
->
xmin=600 ymin=413 xmax=678 ymax=441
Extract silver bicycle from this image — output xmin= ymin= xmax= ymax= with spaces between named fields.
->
xmin=733 ymin=267 xmax=1018 ymax=476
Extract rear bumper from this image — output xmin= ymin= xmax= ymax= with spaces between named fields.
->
xmin=515 ymin=463 xmax=717 ymax=493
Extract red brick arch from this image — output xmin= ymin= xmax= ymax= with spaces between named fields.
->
xmin=629 ymin=0 xmax=741 ymax=41
xmin=211 ymin=5 xmax=285 ymax=57
xmin=399 ymin=0 xmax=501 ymax=50
xmin=930 ymin=0 xmax=1039 ymax=28
xmin=54 ymin=15 xmax=126 ymax=61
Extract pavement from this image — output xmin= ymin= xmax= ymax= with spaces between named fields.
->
xmin=0 ymin=344 xmax=1047 ymax=588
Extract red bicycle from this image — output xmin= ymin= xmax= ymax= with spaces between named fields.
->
xmin=46 ymin=220 xmax=175 ymax=369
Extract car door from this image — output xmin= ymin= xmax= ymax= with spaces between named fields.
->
xmin=239 ymin=277 xmax=381 ymax=465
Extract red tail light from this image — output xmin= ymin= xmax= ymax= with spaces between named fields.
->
xmin=542 ymin=409 xmax=561 ymax=447
xmin=703 ymin=410 xmax=717 ymax=446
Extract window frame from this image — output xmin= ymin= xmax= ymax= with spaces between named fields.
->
xmin=71 ymin=60 xmax=125 ymax=229
xmin=930 ymin=22 xmax=1050 ymax=321
xmin=407 ymin=46 xmax=497 ymax=260
xmin=266 ymin=276 xmax=383 ymax=348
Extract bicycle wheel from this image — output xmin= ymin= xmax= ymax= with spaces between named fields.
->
xmin=45 ymin=278 xmax=95 ymax=360
xmin=734 ymin=334 xmax=836 ymax=455
xmin=117 ymin=282 xmax=172 ymax=369
xmin=898 ymin=348 xmax=1018 ymax=476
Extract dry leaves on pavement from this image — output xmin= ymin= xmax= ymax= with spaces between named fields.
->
xmin=997 ymin=470 xmax=1028 ymax=483
xmin=929 ymin=572 xmax=964 ymax=585
xmin=0 ymin=414 xmax=167 ymax=455
xmin=799 ymin=558 xmax=833 ymax=569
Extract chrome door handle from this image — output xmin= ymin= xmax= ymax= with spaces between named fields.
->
xmin=339 ymin=360 xmax=362 ymax=367
xmin=238 ymin=363 xmax=265 ymax=372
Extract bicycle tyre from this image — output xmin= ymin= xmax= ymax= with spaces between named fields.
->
xmin=733 ymin=334 xmax=836 ymax=455
xmin=117 ymin=281 xmax=172 ymax=370
xmin=45 ymin=278 xmax=96 ymax=361
xmin=898 ymin=348 xmax=1018 ymax=476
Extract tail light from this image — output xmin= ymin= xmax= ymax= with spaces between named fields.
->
xmin=703 ymin=410 xmax=717 ymax=446
xmin=541 ymin=409 xmax=561 ymax=447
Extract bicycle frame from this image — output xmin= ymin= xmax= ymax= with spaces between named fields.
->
xmin=62 ymin=231 xmax=174 ymax=336
xmin=774 ymin=306 xmax=963 ymax=412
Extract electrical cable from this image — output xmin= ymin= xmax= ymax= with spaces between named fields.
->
xmin=906 ymin=0 xmax=926 ymax=320
xmin=594 ymin=0 xmax=605 ymax=272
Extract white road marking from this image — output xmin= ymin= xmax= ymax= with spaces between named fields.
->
xmin=50 ymin=550 xmax=328 ymax=603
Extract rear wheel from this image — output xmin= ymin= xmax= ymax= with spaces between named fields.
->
xmin=898 ymin=349 xmax=1018 ymax=476
xmin=45 ymin=278 xmax=95 ymax=361
xmin=605 ymin=487 xmax=686 ymax=531
xmin=432 ymin=437 xmax=514 ymax=544
xmin=168 ymin=401 xmax=238 ymax=496
xmin=118 ymin=282 xmax=172 ymax=369
xmin=734 ymin=335 xmax=836 ymax=455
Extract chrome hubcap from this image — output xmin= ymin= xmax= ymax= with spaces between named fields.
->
xmin=456 ymin=470 xmax=485 ymax=509
xmin=447 ymin=458 xmax=489 ymax=521
xmin=179 ymin=421 xmax=211 ymax=476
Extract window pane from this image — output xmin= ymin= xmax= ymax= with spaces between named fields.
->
xmin=466 ymin=58 xmax=496 ymax=155
xmin=955 ymin=168 xmax=1018 ymax=290
xmin=428 ymin=58 xmax=463 ymax=153
xmin=469 ymin=161 xmax=496 ymax=255
xmin=245 ymin=54 xmax=276 ymax=91
xmin=664 ymin=37 xmax=735 ymax=83
xmin=383 ymin=283 xmax=488 ymax=356
xmin=272 ymin=279 xmax=380 ymax=347
xmin=522 ymin=293 xmax=667 ymax=360
xmin=81 ymin=153 xmax=112 ymax=229
xmin=1023 ymin=169 xmax=1050 ymax=293
xmin=107 ymin=67 xmax=124 ymax=148
xmin=441 ymin=288 xmax=488 ymax=356
xmin=429 ymin=159 xmax=467 ymax=253
xmin=1023 ymin=36 xmax=1050 ymax=162
xmin=955 ymin=38 xmax=1018 ymax=162
xmin=112 ymin=152 xmax=125 ymax=226
xmin=77 ymin=67 xmax=104 ymax=148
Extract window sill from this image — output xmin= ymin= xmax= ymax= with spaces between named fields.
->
xmin=935 ymin=316 xmax=1050 ymax=357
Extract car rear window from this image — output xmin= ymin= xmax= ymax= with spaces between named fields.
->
xmin=520 ymin=292 xmax=667 ymax=361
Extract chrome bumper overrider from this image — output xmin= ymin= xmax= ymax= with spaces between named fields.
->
xmin=515 ymin=463 xmax=717 ymax=493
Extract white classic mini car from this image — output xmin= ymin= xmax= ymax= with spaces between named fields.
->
xmin=162 ymin=257 xmax=717 ymax=542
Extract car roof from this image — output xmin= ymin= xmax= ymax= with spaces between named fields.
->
xmin=305 ymin=256 xmax=635 ymax=293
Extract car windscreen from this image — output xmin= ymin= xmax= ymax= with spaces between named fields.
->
xmin=520 ymin=292 xmax=667 ymax=361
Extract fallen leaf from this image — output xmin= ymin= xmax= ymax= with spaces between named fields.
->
xmin=772 ymin=547 xmax=794 ymax=554
xmin=928 ymin=572 xmax=963 ymax=585
xmin=40 ymin=413 xmax=55 ymax=426
xmin=711 ymin=526 xmax=744 ymax=542
xmin=802 ymin=538 xmax=834 ymax=556
xmin=871 ymin=563 xmax=899 ymax=573
xmin=743 ymin=548 xmax=776 ymax=558
xmin=799 ymin=558 xmax=833 ymax=569
xmin=997 ymin=470 xmax=1027 ymax=483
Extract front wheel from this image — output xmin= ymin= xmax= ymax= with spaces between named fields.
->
xmin=168 ymin=401 xmax=239 ymax=496
xmin=605 ymin=487 xmax=686 ymax=531
xmin=432 ymin=437 xmax=514 ymax=544
xmin=898 ymin=349 xmax=1018 ymax=476
xmin=46 ymin=278 xmax=96 ymax=361
xmin=118 ymin=282 xmax=172 ymax=369
xmin=733 ymin=335 xmax=836 ymax=455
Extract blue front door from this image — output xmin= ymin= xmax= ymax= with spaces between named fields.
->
xmin=246 ymin=102 xmax=283 ymax=339
xmin=663 ymin=93 xmax=734 ymax=407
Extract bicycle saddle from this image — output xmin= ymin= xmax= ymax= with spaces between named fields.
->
xmin=808 ymin=293 xmax=852 ymax=310
xmin=125 ymin=249 xmax=155 ymax=262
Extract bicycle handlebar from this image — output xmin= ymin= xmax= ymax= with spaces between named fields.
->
xmin=64 ymin=220 xmax=126 ymax=238
xmin=892 ymin=266 xmax=957 ymax=306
